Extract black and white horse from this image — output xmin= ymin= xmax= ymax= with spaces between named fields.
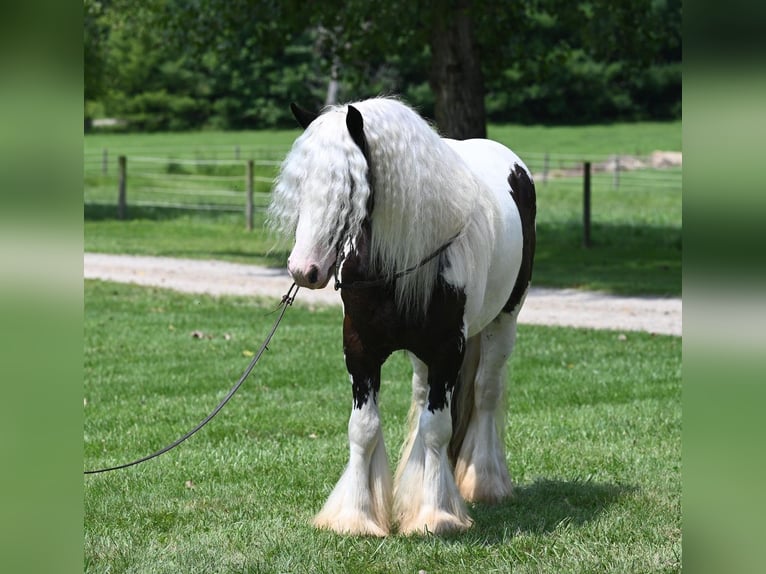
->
xmin=269 ymin=97 xmax=536 ymax=536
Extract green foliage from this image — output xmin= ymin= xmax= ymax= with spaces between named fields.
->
xmin=84 ymin=0 xmax=108 ymax=102
xmin=482 ymin=0 xmax=682 ymax=124
xmin=118 ymin=90 xmax=208 ymax=131
xmin=84 ymin=0 xmax=682 ymax=131
xmin=84 ymin=280 xmax=681 ymax=572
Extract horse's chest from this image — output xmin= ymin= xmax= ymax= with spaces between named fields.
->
xmin=342 ymin=281 xmax=466 ymax=365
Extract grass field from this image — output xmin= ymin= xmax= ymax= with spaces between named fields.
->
xmin=84 ymin=281 xmax=681 ymax=573
xmin=84 ymin=121 xmax=682 ymax=296
xmin=84 ymin=120 xmax=681 ymax=158
xmin=83 ymin=121 xmax=683 ymax=570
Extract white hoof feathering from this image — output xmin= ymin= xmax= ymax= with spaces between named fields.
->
xmin=454 ymin=314 xmax=517 ymax=504
xmin=394 ymin=407 xmax=472 ymax=535
xmin=453 ymin=412 xmax=513 ymax=503
xmin=314 ymin=401 xmax=392 ymax=536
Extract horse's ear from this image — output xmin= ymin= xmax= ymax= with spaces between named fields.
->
xmin=290 ymin=102 xmax=319 ymax=129
xmin=346 ymin=105 xmax=367 ymax=155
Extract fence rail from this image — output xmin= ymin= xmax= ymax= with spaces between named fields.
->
xmin=84 ymin=147 xmax=681 ymax=241
xmin=84 ymin=150 xmax=288 ymax=229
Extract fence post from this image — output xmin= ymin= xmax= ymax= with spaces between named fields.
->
xmin=102 ymin=148 xmax=108 ymax=175
xmin=245 ymin=159 xmax=254 ymax=231
xmin=613 ymin=155 xmax=620 ymax=190
xmin=583 ymin=161 xmax=591 ymax=248
xmin=542 ymin=153 xmax=549 ymax=186
xmin=117 ymin=155 xmax=127 ymax=220
xmin=235 ymin=145 xmax=240 ymax=160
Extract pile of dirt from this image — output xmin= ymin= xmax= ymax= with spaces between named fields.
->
xmin=534 ymin=150 xmax=682 ymax=180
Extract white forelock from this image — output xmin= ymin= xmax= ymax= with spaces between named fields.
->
xmin=269 ymin=97 xmax=497 ymax=316
xmin=269 ymin=107 xmax=372 ymax=266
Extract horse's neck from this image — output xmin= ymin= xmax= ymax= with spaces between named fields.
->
xmin=334 ymin=224 xmax=373 ymax=289
xmin=344 ymin=221 xmax=372 ymax=272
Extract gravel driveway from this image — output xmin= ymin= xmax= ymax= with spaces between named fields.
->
xmin=85 ymin=253 xmax=681 ymax=336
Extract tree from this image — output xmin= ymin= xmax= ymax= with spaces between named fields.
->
xmin=428 ymin=0 xmax=487 ymax=138
xmin=303 ymin=0 xmax=489 ymax=138
xmin=84 ymin=0 xmax=681 ymax=132
xmin=135 ymin=0 xmax=491 ymax=137
xmin=84 ymin=0 xmax=110 ymax=123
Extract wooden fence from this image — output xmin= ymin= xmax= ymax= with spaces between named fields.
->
xmin=85 ymin=148 xmax=680 ymax=245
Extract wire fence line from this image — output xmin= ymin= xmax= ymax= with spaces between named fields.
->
xmin=84 ymin=151 xmax=286 ymax=227
xmin=83 ymin=148 xmax=681 ymax=228
xmin=127 ymin=200 xmax=245 ymax=212
xmin=83 ymin=145 xmax=289 ymax=170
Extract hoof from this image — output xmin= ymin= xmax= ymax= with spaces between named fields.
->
xmin=456 ymin=467 xmax=514 ymax=504
xmin=312 ymin=511 xmax=389 ymax=537
xmin=455 ymin=458 xmax=514 ymax=504
xmin=397 ymin=508 xmax=473 ymax=536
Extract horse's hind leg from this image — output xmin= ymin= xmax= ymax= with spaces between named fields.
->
xmin=453 ymin=312 xmax=517 ymax=503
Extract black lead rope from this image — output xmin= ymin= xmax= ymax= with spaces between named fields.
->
xmin=84 ymin=283 xmax=299 ymax=475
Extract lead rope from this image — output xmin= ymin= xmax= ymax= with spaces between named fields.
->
xmin=84 ymin=283 xmax=299 ymax=475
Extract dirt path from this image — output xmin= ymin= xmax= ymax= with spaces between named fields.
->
xmin=84 ymin=253 xmax=681 ymax=336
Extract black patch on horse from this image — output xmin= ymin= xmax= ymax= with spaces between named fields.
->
xmin=504 ymin=163 xmax=537 ymax=314
xmin=341 ymin=224 xmax=466 ymax=413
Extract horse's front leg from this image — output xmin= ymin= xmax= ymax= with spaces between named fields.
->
xmin=394 ymin=331 xmax=473 ymax=535
xmin=312 ymin=322 xmax=392 ymax=536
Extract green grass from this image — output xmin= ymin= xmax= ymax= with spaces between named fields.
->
xmin=488 ymin=121 xmax=682 ymax=157
xmin=84 ymin=281 xmax=681 ymax=573
xmin=84 ymin=122 xmax=682 ymax=296
xmin=84 ymin=128 xmax=302 ymax=155
xmin=84 ymin=121 xmax=681 ymax=158
xmin=533 ymin=169 xmax=681 ymax=295
xmin=84 ymin=207 xmax=290 ymax=267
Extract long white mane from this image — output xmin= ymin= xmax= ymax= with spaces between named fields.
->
xmin=269 ymin=97 xmax=497 ymax=316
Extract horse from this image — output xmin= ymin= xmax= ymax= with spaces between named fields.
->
xmin=268 ymin=97 xmax=536 ymax=536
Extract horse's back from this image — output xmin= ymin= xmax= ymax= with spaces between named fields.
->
xmin=443 ymin=139 xmax=530 ymax=195
xmin=442 ymin=138 xmax=529 ymax=334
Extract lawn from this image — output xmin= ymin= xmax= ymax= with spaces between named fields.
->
xmin=84 ymin=120 xmax=681 ymax=158
xmin=84 ymin=281 xmax=681 ymax=573
xmin=488 ymin=121 xmax=682 ymax=157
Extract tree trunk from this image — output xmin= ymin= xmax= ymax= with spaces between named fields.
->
xmin=429 ymin=0 xmax=486 ymax=139
xmin=325 ymin=56 xmax=340 ymax=106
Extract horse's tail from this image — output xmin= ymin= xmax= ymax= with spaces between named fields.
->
xmin=505 ymin=163 xmax=537 ymax=314
xmin=448 ymin=334 xmax=481 ymax=464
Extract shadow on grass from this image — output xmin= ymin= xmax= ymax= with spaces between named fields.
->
xmin=463 ymin=478 xmax=637 ymax=543
xmin=84 ymin=202 xmax=247 ymax=222
xmin=534 ymin=221 xmax=681 ymax=296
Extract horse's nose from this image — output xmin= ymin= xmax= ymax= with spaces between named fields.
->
xmin=288 ymin=260 xmax=325 ymax=289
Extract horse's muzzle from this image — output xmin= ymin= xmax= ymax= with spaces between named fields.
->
xmin=288 ymin=259 xmax=334 ymax=289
